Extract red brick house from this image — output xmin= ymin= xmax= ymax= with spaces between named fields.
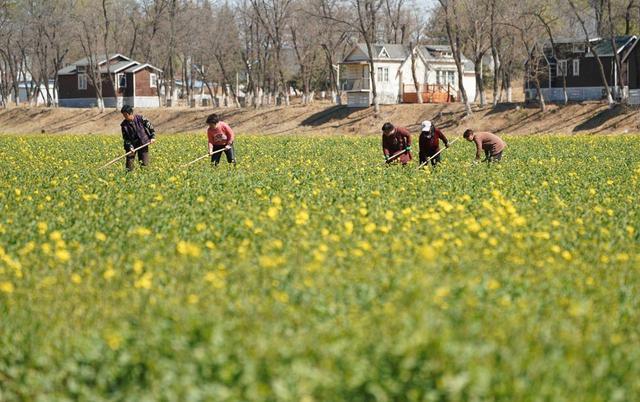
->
xmin=57 ymin=54 xmax=162 ymax=108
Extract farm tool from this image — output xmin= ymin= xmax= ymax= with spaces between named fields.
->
xmin=99 ymin=141 xmax=153 ymax=169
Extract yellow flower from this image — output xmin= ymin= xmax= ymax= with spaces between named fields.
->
xmin=197 ymin=196 xmax=205 ymax=203
xmin=104 ymin=332 xmax=122 ymax=350
xmin=272 ymin=290 xmax=289 ymax=303
xmin=49 ymin=231 xmax=62 ymax=241
xmin=487 ymin=279 xmax=501 ymax=290
xmin=385 ymin=211 xmax=394 ymax=221
xmin=561 ymin=251 xmax=573 ymax=261
xmin=37 ymin=221 xmax=48 ymax=235
xmin=176 ymin=241 xmax=201 ymax=257
xmin=95 ymin=231 xmax=107 ymax=241
xmin=134 ymin=272 xmax=153 ymax=289
xmin=204 ymin=271 xmax=226 ymax=289
xmin=244 ymin=219 xmax=254 ymax=228
xmin=267 ymin=207 xmax=279 ymax=220
xmin=295 ymin=211 xmax=309 ymax=225
xmin=55 ymin=249 xmax=71 ymax=262
xmin=187 ymin=294 xmax=199 ymax=304
xmin=133 ymin=259 xmax=144 ymax=274
xmin=103 ymin=268 xmax=116 ymax=280
xmin=364 ymin=222 xmax=376 ymax=233
xmin=71 ymin=274 xmax=82 ymax=284
xmin=132 ymin=226 xmax=152 ymax=237
xmin=344 ymin=221 xmax=354 ymax=235
xmin=0 ymin=281 xmax=14 ymax=294
xmin=195 ymin=223 xmax=207 ymax=232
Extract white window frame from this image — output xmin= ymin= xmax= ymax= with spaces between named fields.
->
xmin=377 ymin=67 xmax=383 ymax=82
xmin=150 ymin=73 xmax=157 ymax=88
xmin=117 ymin=73 xmax=127 ymax=88
xmin=557 ymin=60 xmax=568 ymax=77
xmin=78 ymin=74 xmax=87 ymax=90
xmin=384 ymin=67 xmax=389 ymax=82
xmin=572 ymin=59 xmax=580 ymax=76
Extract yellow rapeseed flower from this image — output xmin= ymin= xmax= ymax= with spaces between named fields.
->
xmin=0 ymin=281 xmax=14 ymax=294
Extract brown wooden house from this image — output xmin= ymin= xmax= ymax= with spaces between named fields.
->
xmin=57 ymin=54 xmax=162 ymax=108
xmin=524 ymin=36 xmax=640 ymax=104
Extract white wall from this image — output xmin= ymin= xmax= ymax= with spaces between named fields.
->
xmin=463 ymin=73 xmax=476 ymax=102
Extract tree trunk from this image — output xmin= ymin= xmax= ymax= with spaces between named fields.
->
xmin=410 ymin=42 xmax=422 ymax=104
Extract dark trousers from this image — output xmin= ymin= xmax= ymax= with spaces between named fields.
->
xmin=485 ymin=150 xmax=503 ymax=162
xmin=125 ymin=146 xmax=149 ymax=171
xmin=211 ymin=145 xmax=236 ymax=165
xmin=419 ymin=151 xmax=441 ymax=166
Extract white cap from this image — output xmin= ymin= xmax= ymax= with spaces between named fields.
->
xmin=421 ymin=120 xmax=432 ymax=132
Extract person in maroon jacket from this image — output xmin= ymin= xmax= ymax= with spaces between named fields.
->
xmin=419 ymin=120 xmax=449 ymax=166
xmin=381 ymin=122 xmax=412 ymax=165
xmin=120 ymin=105 xmax=156 ymax=171
xmin=463 ymin=129 xmax=506 ymax=163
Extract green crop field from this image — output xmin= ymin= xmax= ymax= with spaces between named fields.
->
xmin=0 ymin=134 xmax=639 ymax=401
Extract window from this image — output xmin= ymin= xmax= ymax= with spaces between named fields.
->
xmin=117 ymin=74 xmax=127 ymax=88
xmin=150 ymin=73 xmax=157 ymax=88
xmin=557 ymin=60 xmax=568 ymax=77
xmin=77 ymin=65 xmax=86 ymax=74
xmin=377 ymin=67 xmax=389 ymax=82
xmin=573 ymin=59 xmax=580 ymax=76
xmin=573 ymin=43 xmax=585 ymax=53
xmin=78 ymin=74 xmax=87 ymax=90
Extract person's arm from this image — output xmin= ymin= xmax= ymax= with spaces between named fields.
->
xmin=122 ymin=125 xmax=133 ymax=152
xmin=438 ymin=129 xmax=449 ymax=147
xmin=224 ymin=123 xmax=235 ymax=147
xmin=404 ymin=131 xmax=412 ymax=150
xmin=382 ymin=137 xmax=391 ymax=161
xmin=207 ymin=130 xmax=214 ymax=154
xmin=141 ymin=116 xmax=156 ymax=141
xmin=474 ymin=137 xmax=482 ymax=160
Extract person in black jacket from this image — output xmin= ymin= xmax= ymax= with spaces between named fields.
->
xmin=120 ymin=104 xmax=156 ymax=171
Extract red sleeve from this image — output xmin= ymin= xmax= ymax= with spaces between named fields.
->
xmin=207 ymin=129 xmax=214 ymax=145
xmin=223 ymin=123 xmax=235 ymax=144
xmin=399 ymin=128 xmax=412 ymax=147
xmin=382 ymin=136 xmax=390 ymax=156
xmin=437 ymin=129 xmax=448 ymax=144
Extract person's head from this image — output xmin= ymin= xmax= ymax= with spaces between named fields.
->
xmin=121 ymin=105 xmax=134 ymax=121
xmin=421 ymin=120 xmax=434 ymax=136
xmin=382 ymin=122 xmax=395 ymax=135
xmin=206 ymin=113 xmax=220 ymax=128
xmin=463 ymin=129 xmax=474 ymax=141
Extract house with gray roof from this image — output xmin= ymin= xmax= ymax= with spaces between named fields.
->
xmin=339 ymin=43 xmax=476 ymax=107
xmin=524 ymin=36 xmax=640 ymax=103
xmin=57 ymin=54 xmax=162 ymax=108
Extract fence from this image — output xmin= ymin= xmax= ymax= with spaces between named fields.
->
xmin=402 ymin=84 xmax=453 ymax=103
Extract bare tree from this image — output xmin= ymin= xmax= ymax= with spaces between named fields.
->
xmin=437 ymin=0 xmax=472 ymax=115
xmin=567 ymin=0 xmax=614 ymax=106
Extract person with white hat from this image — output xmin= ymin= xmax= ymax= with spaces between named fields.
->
xmin=418 ymin=120 xmax=449 ymax=167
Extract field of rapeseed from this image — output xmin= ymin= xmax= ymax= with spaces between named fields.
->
xmin=0 ymin=133 xmax=639 ymax=401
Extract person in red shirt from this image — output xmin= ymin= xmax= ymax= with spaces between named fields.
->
xmin=381 ymin=122 xmax=412 ymax=165
xmin=418 ymin=120 xmax=449 ymax=166
xmin=206 ymin=113 xmax=236 ymax=166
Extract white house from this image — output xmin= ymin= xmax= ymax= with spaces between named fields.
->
xmin=339 ymin=43 xmax=476 ymax=107
xmin=18 ymin=80 xmax=58 ymax=106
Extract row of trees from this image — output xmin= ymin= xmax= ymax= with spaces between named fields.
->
xmin=0 ymin=0 xmax=638 ymax=113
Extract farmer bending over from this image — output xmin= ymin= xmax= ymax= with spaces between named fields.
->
xmin=382 ymin=122 xmax=412 ymax=165
xmin=463 ymin=129 xmax=506 ymax=163
xmin=206 ymin=113 xmax=236 ymax=166
xmin=120 ymin=104 xmax=156 ymax=171
xmin=419 ymin=120 xmax=449 ymax=167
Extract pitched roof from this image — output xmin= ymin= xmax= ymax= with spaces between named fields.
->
xmin=419 ymin=45 xmax=474 ymax=71
xmin=57 ymin=55 xmax=161 ymax=75
xmin=100 ymin=61 xmax=138 ymax=73
xmin=74 ymin=54 xmax=130 ymax=67
xmin=588 ymin=35 xmax=636 ymax=57
xmin=342 ymin=43 xmax=409 ymax=63
xmin=125 ymin=63 xmax=163 ymax=73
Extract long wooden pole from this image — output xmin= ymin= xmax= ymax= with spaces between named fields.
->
xmin=181 ymin=148 xmax=226 ymax=168
xmin=416 ymin=136 xmax=460 ymax=170
xmin=386 ymin=148 xmax=408 ymax=164
xmin=99 ymin=141 xmax=152 ymax=169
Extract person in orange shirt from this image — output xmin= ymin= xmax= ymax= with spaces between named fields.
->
xmin=206 ymin=113 xmax=236 ymax=166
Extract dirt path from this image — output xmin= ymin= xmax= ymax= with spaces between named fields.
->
xmin=1 ymin=102 xmax=638 ymax=135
